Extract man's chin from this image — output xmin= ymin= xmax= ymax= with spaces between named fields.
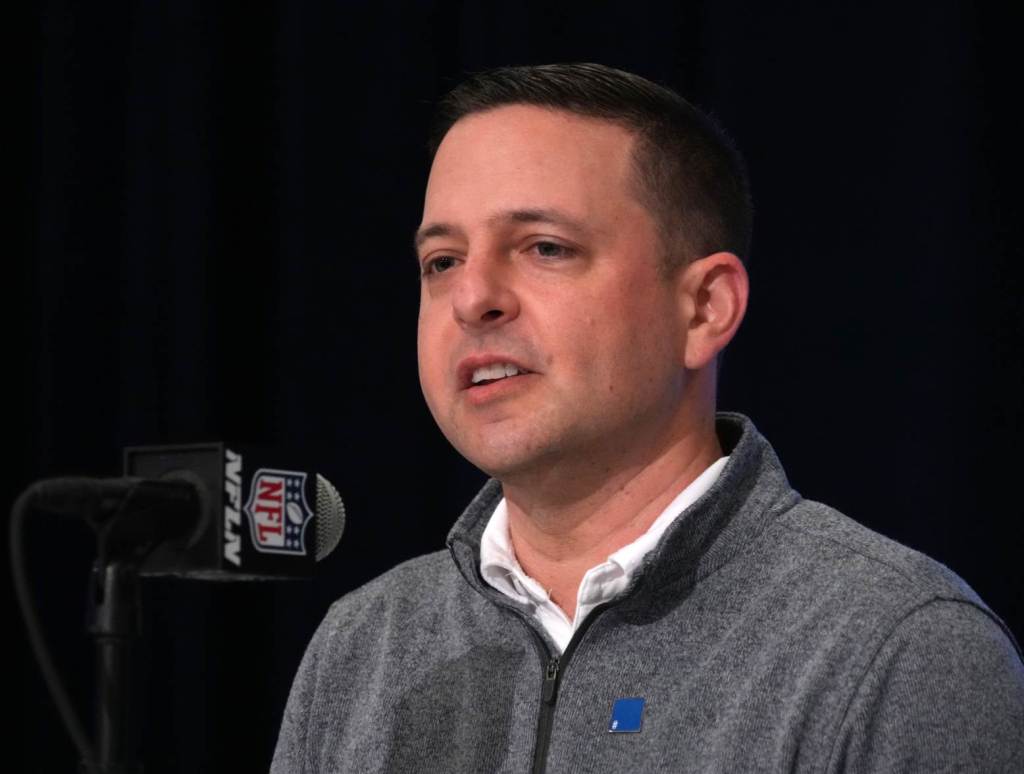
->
xmin=452 ymin=433 xmax=553 ymax=482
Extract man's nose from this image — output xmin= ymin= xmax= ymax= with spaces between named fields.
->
xmin=451 ymin=254 xmax=520 ymax=329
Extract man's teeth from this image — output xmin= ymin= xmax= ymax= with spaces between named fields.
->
xmin=471 ymin=363 xmax=525 ymax=384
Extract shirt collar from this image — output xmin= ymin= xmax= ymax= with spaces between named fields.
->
xmin=479 ymin=455 xmax=731 ymax=614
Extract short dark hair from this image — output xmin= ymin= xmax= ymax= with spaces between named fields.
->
xmin=429 ymin=63 xmax=753 ymax=271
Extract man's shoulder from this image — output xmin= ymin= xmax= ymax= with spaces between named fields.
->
xmin=764 ymin=498 xmax=1018 ymax=650
xmin=766 ymin=502 xmax=1024 ymax=768
xmin=775 ymin=498 xmax=983 ymax=603
xmin=322 ymin=548 xmax=463 ymax=624
xmin=309 ymin=546 xmax=504 ymax=658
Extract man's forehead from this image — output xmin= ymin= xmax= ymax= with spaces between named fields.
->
xmin=419 ymin=106 xmax=640 ymax=244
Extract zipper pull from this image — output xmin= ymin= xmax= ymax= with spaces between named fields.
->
xmin=542 ymin=656 xmax=560 ymax=704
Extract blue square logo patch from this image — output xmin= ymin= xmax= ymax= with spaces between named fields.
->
xmin=608 ymin=697 xmax=645 ymax=733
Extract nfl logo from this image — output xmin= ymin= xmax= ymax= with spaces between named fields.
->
xmin=243 ymin=468 xmax=314 ymax=555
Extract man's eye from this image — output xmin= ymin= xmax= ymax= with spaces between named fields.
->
xmin=423 ymin=255 xmax=457 ymax=276
xmin=532 ymin=242 xmax=574 ymax=259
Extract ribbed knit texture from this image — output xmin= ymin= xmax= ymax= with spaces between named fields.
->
xmin=272 ymin=413 xmax=1024 ymax=773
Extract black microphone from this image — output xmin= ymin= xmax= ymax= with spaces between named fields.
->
xmin=113 ymin=442 xmax=345 ymax=580
xmin=28 ymin=476 xmax=207 ymax=566
xmin=25 ymin=446 xmax=344 ymax=579
xmin=11 ymin=446 xmax=345 ymax=771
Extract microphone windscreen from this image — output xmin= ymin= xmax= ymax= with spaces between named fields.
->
xmin=314 ymin=474 xmax=345 ymax=562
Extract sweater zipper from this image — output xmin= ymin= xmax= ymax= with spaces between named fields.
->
xmin=529 ymin=602 xmax=612 ymax=774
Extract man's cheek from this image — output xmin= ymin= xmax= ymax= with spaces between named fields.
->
xmin=417 ymin=357 xmax=445 ymax=414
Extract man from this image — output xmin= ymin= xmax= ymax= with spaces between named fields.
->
xmin=273 ymin=64 xmax=1024 ymax=772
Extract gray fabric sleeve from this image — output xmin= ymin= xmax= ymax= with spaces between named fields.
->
xmin=829 ymin=599 xmax=1024 ymax=773
xmin=270 ymin=609 xmax=335 ymax=774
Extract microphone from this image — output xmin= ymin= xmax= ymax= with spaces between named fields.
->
xmin=116 ymin=442 xmax=345 ymax=579
xmin=11 ymin=445 xmax=345 ymax=771
xmin=24 ymin=445 xmax=344 ymax=579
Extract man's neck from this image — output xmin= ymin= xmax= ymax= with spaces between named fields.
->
xmin=502 ymin=414 xmax=723 ymax=619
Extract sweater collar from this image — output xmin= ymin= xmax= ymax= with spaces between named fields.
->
xmin=446 ymin=412 xmax=800 ymax=601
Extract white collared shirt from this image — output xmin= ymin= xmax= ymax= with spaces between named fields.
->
xmin=479 ymin=456 xmax=729 ymax=653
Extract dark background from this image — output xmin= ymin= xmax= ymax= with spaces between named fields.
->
xmin=16 ymin=1 xmax=1021 ymax=771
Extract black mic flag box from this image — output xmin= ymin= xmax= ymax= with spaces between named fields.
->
xmin=124 ymin=442 xmax=319 ymax=580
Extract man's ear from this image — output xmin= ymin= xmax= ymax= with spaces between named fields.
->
xmin=677 ymin=252 xmax=749 ymax=370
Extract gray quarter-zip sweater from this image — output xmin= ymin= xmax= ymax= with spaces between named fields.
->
xmin=272 ymin=413 xmax=1024 ymax=773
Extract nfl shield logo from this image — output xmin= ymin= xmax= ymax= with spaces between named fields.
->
xmin=243 ymin=468 xmax=314 ymax=555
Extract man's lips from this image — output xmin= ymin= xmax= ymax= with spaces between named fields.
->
xmin=456 ymin=354 xmax=536 ymax=390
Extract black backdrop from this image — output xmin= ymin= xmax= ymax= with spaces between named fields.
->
xmin=17 ymin=1 xmax=1022 ymax=771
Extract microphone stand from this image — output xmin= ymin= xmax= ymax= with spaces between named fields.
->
xmin=14 ymin=468 xmax=336 ymax=771
xmin=86 ymin=561 xmax=142 ymax=774
xmin=78 ymin=479 xmax=200 ymax=774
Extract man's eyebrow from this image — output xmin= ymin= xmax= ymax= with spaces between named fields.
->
xmin=413 ymin=222 xmax=459 ymax=251
xmin=414 ymin=208 xmax=589 ymax=252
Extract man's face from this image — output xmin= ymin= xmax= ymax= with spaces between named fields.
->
xmin=416 ymin=105 xmax=690 ymax=481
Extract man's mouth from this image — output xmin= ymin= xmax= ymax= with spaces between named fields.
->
xmin=470 ymin=363 xmax=531 ymax=387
